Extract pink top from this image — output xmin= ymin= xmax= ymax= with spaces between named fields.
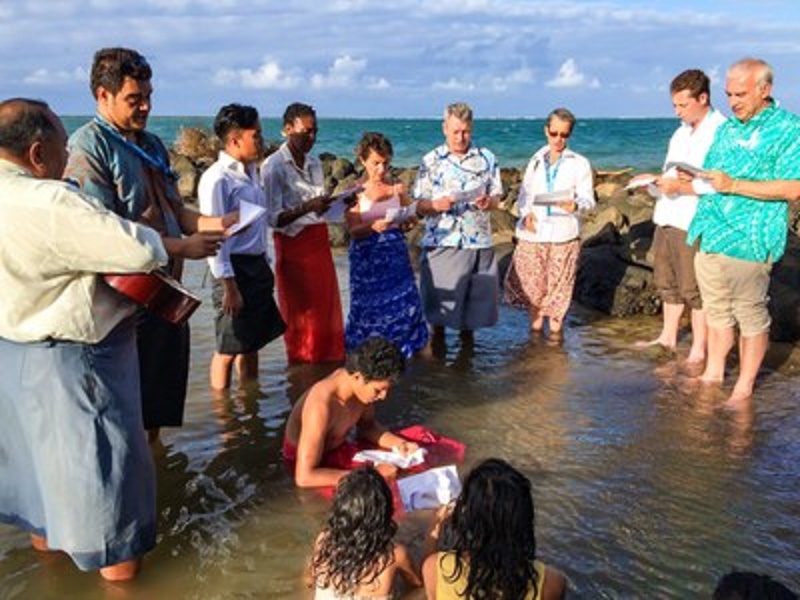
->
xmin=356 ymin=188 xmax=401 ymax=222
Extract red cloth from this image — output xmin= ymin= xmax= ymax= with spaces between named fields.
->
xmin=283 ymin=425 xmax=466 ymax=508
xmin=274 ymin=224 xmax=345 ymax=363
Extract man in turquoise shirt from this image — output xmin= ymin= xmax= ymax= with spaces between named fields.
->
xmin=687 ymin=58 xmax=800 ymax=409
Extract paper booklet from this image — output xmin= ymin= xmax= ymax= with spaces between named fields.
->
xmin=532 ymin=189 xmax=573 ymax=206
xmin=352 ymin=447 xmax=427 ymax=469
xmin=384 ymin=205 xmax=416 ymax=224
xmin=664 ymin=161 xmax=707 ymax=178
xmin=323 ymin=184 xmax=365 ymax=223
xmin=396 ymin=465 xmax=462 ymax=512
xmin=625 ymin=175 xmax=657 ymax=190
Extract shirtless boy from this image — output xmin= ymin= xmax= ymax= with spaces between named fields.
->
xmin=283 ymin=337 xmax=418 ymax=488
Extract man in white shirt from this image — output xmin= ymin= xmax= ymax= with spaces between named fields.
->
xmin=260 ymin=103 xmax=346 ymax=364
xmin=0 ymin=98 xmax=167 ymax=581
xmin=633 ymin=69 xmax=726 ymax=365
xmin=199 ymin=104 xmax=284 ymax=390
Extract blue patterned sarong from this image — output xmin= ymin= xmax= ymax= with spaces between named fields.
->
xmin=0 ymin=318 xmax=156 ymax=570
xmin=346 ymin=229 xmax=429 ymax=356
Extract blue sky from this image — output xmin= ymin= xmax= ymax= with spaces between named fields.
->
xmin=2 ymin=0 xmax=799 ymax=118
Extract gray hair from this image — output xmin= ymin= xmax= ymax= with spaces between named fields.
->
xmin=444 ymin=102 xmax=473 ymax=123
xmin=546 ymin=107 xmax=577 ymax=130
xmin=728 ymin=58 xmax=774 ymax=90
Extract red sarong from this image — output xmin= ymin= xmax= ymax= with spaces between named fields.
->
xmin=283 ymin=425 xmax=466 ymax=509
xmin=274 ymin=224 xmax=345 ymax=363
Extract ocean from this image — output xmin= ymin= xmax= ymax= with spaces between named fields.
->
xmin=62 ymin=116 xmax=677 ymax=171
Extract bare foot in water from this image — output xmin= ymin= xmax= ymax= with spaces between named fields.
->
xmin=723 ymin=387 xmax=753 ymax=412
xmin=634 ymin=337 xmax=676 ymax=352
xmin=100 ymin=558 xmax=142 ymax=582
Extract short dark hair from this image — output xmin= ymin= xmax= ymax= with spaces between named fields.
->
xmin=546 ymin=107 xmax=576 ymax=130
xmin=670 ymin=69 xmax=710 ymax=99
xmin=282 ymin=102 xmax=316 ymax=127
xmin=0 ymin=98 xmax=59 ymax=157
xmin=713 ymin=571 xmax=798 ymax=600
xmin=355 ymin=131 xmax=393 ymax=162
xmin=90 ymin=47 xmax=152 ymax=98
xmin=213 ymin=103 xmax=260 ymax=144
xmin=344 ymin=337 xmax=405 ymax=383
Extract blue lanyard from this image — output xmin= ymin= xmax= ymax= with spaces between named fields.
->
xmin=544 ymin=153 xmax=561 ymax=216
xmin=93 ymin=116 xmax=178 ymax=182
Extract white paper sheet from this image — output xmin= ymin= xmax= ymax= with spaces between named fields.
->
xmin=625 ymin=175 xmax=657 ymax=190
xmin=227 ymin=200 xmax=266 ymax=236
xmin=384 ymin=205 xmax=416 ymax=224
xmin=352 ymin=447 xmax=427 ymax=469
xmin=396 ymin=465 xmax=462 ymax=512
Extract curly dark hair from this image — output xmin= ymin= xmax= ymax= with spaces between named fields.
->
xmin=439 ymin=458 xmax=540 ymax=599
xmin=90 ymin=47 xmax=152 ymax=98
xmin=713 ymin=570 xmax=798 ymax=600
xmin=310 ymin=467 xmax=397 ymax=594
xmin=344 ymin=336 xmax=405 ymax=383
xmin=355 ymin=131 xmax=393 ymax=162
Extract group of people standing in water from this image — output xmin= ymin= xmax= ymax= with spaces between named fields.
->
xmin=1 ymin=42 xmax=799 ymax=598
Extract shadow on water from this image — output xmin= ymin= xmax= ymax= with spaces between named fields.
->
xmin=1 ymin=260 xmax=799 ymax=598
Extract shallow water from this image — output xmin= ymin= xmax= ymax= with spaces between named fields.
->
xmin=1 ymin=257 xmax=799 ymax=599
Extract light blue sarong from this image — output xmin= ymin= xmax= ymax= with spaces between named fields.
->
xmin=0 ymin=318 xmax=156 ymax=570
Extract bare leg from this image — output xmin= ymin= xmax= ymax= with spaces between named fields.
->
xmin=635 ymin=302 xmax=683 ymax=350
xmin=30 ymin=534 xmax=50 ymax=552
xmin=234 ymin=353 xmax=258 ymax=386
xmin=529 ymin=307 xmax=544 ymax=331
xmin=700 ymin=324 xmax=734 ymax=383
xmin=686 ymin=308 xmax=708 ymax=365
xmin=146 ymin=428 xmax=161 ymax=444
xmin=210 ymin=352 xmax=235 ymax=391
xmin=725 ymin=331 xmax=768 ymax=409
xmin=99 ymin=557 xmax=142 ymax=582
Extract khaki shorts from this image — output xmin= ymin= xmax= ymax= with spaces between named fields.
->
xmin=652 ymin=226 xmax=702 ymax=309
xmin=694 ymin=251 xmax=771 ymax=336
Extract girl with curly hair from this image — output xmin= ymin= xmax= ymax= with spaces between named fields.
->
xmin=309 ymin=467 xmax=421 ymax=598
xmin=422 ymin=458 xmax=566 ymax=599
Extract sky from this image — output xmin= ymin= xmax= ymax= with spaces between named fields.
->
xmin=2 ymin=0 xmax=799 ymax=118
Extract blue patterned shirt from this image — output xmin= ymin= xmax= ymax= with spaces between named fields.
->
xmin=412 ymin=144 xmax=503 ymax=249
xmin=687 ymin=103 xmax=800 ymax=262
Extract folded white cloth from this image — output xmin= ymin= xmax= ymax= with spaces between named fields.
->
xmin=397 ymin=465 xmax=462 ymax=512
xmin=352 ymin=447 xmax=427 ymax=469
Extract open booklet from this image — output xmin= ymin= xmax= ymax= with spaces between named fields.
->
xmin=322 ymin=184 xmax=365 ymax=223
xmin=532 ymin=188 xmax=573 ymax=206
xmin=227 ymin=200 xmax=266 ymax=236
xmin=384 ymin=205 xmax=417 ymax=225
xmin=352 ymin=447 xmax=427 ymax=469
xmin=625 ymin=175 xmax=658 ymax=190
xmin=664 ymin=161 xmax=707 ymax=178
xmin=396 ymin=465 xmax=462 ymax=512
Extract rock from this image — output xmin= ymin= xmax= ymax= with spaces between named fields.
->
xmin=169 ymin=151 xmax=199 ymax=199
xmin=575 ymin=244 xmax=660 ymax=316
xmin=330 ymin=157 xmax=355 ymax=181
xmin=582 ymin=206 xmax=626 ymax=245
xmin=327 ymin=223 xmax=349 ymax=248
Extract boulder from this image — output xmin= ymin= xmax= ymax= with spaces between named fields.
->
xmin=169 ymin=151 xmax=199 ymax=200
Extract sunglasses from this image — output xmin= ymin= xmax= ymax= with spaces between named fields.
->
xmin=547 ymin=130 xmax=571 ymax=139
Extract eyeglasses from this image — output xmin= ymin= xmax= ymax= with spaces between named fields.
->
xmin=547 ymin=130 xmax=571 ymax=139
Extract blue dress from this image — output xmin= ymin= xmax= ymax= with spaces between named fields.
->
xmin=346 ymin=227 xmax=429 ymax=357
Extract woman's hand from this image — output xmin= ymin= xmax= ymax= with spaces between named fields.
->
xmin=371 ymin=218 xmax=394 ymax=233
xmin=523 ymin=213 xmax=537 ymax=233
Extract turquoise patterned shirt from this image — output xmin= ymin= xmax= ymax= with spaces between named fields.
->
xmin=412 ymin=144 xmax=503 ymax=249
xmin=687 ymin=103 xmax=800 ymax=262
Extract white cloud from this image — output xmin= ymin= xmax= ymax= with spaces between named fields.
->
xmin=491 ymin=67 xmax=534 ymax=92
xmin=310 ymin=55 xmax=367 ymax=90
xmin=23 ymin=67 xmax=87 ymax=85
xmin=546 ymin=59 xmax=600 ymax=89
xmin=367 ymin=77 xmax=391 ymax=90
xmin=213 ymin=59 xmax=300 ymax=90
xmin=432 ymin=77 xmax=476 ymax=92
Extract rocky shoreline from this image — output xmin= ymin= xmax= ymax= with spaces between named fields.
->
xmin=169 ymin=128 xmax=800 ymax=342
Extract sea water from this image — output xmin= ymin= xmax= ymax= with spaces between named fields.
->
xmin=1 ymin=258 xmax=798 ymax=599
xmin=61 ymin=116 xmax=677 ymax=171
